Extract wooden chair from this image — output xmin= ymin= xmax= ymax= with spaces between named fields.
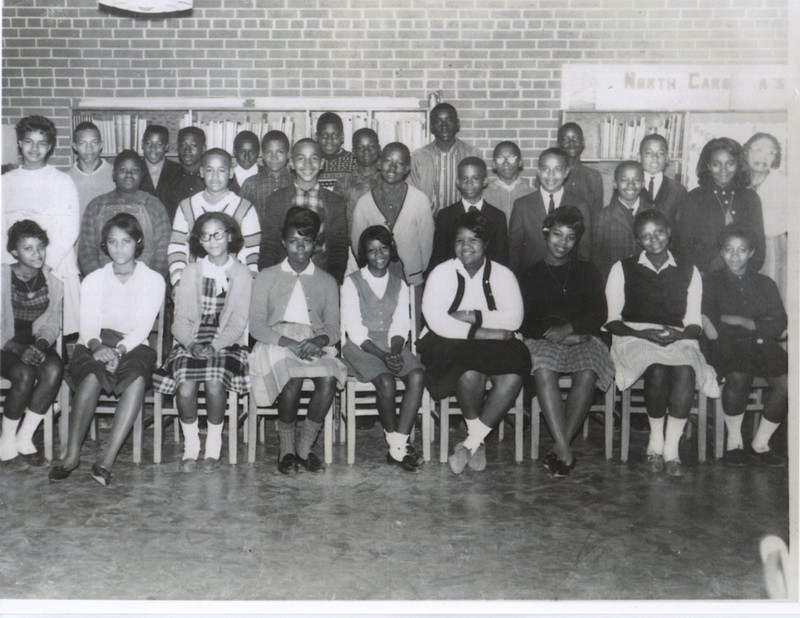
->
xmin=619 ymin=378 xmax=710 ymax=463
xmin=60 ymin=299 xmax=166 ymax=465
xmin=530 ymin=376 xmax=616 ymax=461
xmin=341 ymin=285 xmax=432 ymax=465
xmin=0 ymin=331 xmax=65 ymax=462
xmin=246 ymin=384 xmax=334 ymax=464
xmin=713 ymin=377 xmax=768 ymax=460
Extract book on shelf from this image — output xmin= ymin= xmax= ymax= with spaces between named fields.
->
xmin=72 ymin=112 xmax=152 ymax=155
xmin=596 ymin=113 xmax=683 ymax=160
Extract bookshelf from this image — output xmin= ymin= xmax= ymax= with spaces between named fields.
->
xmin=71 ymin=96 xmax=431 ymax=162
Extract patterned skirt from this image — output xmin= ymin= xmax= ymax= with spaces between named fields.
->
xmin=610 ymin=323 xmax=719 ymax=397
xmin=249 ymin=323 xmax=347 ymax=406
xmin=525 ymin=335 xmax=614 ymax=391
xmin=152 ymin=344 xmax=251 ymax=395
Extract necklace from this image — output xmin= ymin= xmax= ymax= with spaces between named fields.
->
xmin=16 ymin=269 xmax=41 ymax=299
xmin=545 ymin=261 xmax=571 ymax=296
xmin=712 ymin=188 xmax=736 ymax=224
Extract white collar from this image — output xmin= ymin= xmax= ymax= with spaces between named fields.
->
xmin=281 ymin=258 xmax=315 ymax=276
xmin=462 ymin=198 xmax=484 ymax=211
xmin=539 ymin=186 xmax=564 ymax=202
xmin=645 ymin=171 xmax=664 ymax=183
xmin=454 ymin=257 xmax=487 ymax=280
xmin=638 ymin=250 xmax=676 ymax=274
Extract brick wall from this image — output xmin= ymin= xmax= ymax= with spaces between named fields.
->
xmin=1 ymin=0 xmax=788 ymax=168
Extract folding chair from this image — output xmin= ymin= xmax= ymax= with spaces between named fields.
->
xmin=714 ymin=377 xmax=769 ymax=460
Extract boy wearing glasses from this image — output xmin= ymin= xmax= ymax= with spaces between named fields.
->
xmin=316 ymin=112 xmax=357 ymax=191
xmin=168 ymin=149 xmax=261 ymax=286
xmin=483 ymin=141 xmax=535 ymax=227
xmin=410 ymin=103 xmax=479 ymax=217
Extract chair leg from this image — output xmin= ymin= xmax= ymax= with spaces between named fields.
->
xmin=698 ymin=393 xmax=707 ymax=464
xmin=715 ymin=399 xmax=724 ymax=460
xmin=227 ymin=391 xmax=237 ymax=465
xmin=421 ymin=390 xmax=431 ymax=462
xmin=153 ymin=393 xmax=163 ymax=464
xmin=323 ymin=401 xmax=333 ymax=465
xmin=530 ymin=397 xmax=540 ymax=461
xmin=58 ymin=382 xmax=70 ymax=459
xmin=336 ymin=391 xmax=346 ymax=445
xmin=439 ymin=398 xmax=450 ymax=463
xmin=582 ymin=417 xmax=589 ymax=439
xmin=346 ymin=383 xmax=356 ymax=465
xmin=133 ymin=406 xmax=143 ymax=464
xmin=514 ymin=393 xmax=523 ymax=462
xmin=621 ymin=388 xmax=631 ymax=462
xmin=247 ymin=393 xmax=257 ymax=464
xmin=43 ymin=405 xmax=53 ymax=462
xmin=604 ymin=384 xmax=615 ymax=461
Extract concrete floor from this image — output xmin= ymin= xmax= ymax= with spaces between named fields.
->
xmin=0 ymin=415 xmax=789 ymax=601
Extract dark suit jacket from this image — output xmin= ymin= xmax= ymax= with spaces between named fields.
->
xmin=140 ymin=157 xmax=183 ymax=222
xmin=564 ymin=162 xmax=604 ymax=218
xmin=642 ymin=175 xmax=686 ymax=230
xmin=508 ymin=189 xmax=593 ymax=275
xmin=257 ymin=184 xmax=348 ymax=283
xmin=428 ymin=200 xmax=509 ymax=272
xmin=593 ymin=195 xmax=640 ymax=281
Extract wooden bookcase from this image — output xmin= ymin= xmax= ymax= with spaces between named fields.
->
xmin=71 ymin=96 xmax=431 ymax=163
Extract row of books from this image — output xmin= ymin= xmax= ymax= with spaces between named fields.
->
xmin=73 ymin=112 xmax=427 ymax=155
xmin=597 ymin=114 xmax=683 ymax=160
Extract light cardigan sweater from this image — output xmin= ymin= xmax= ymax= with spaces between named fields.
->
xmin=171 ymin=258 xmax=253 ymax=351
xmin=249 ymin=259 xmax=340 ymax=347
xmin=350 ymin=182 xmax=434 ymax=286
xmin=1 ymin=264 xmax=63 ymax=347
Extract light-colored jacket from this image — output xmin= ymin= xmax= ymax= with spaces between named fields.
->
xmin=172 ymin=259 xmax=253 ymax=351
xmin=1 ymin=264 xmax=63 ymax=347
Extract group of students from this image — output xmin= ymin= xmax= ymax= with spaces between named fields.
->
xmin=0 ymin=102 xmax=788 ymax=486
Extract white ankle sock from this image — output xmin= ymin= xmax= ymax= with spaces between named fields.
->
xmin=663 ymin=416 xmax=687 ymax=462
xmin=646 ymin=416 xmax=665 ymax=455
xmin=16 ymin=409 xmax=44 ymax=455
xmin=1 ymin=417 xmax=20 ymax=461
xmin=752 ymin=419 xmax=780 ymax=453
xmin=463 ymin=417 xmax=491 ymax=453
xmin=180 ymin=419 xmax=201 ymax=460
xmin=385 ymin=431 xmax=407 ymax=461
xmin=204 ymin=421 xmax=223 ymax=460
xmin=723 ymin=413 xmax=744 ymax=451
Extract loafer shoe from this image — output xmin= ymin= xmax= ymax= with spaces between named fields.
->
xmin=90 ymin=462 xmax=113 ymax=487
xmin=48 ymin=463 xmax=77 ymax=481
xmin=467 ymin=443 xmax=486 ymax=471
xmin=725 ymin=448 xmax=746 ymax=467
xmin=646 ymin=451 xmax=664 ymax=473
xmin=552 ymin=457 xmax=576 ymax=478
xmin=179 ymin=458 xmax=197 ymax=473
xmin=448 ymin=441 xmax=473 ymax=474
xmin=277 ymin=453 xmax=298 ymax=475
xmin=296 ymin=452 xmax=325 ymax=473
xmin=747 ymin=446 xmax=785 ymax=467
xmin=541 ymin=451 xmax=558 ymax=474
xmin=202 ymin=457 xmax=221 ymax=473
xmin=664 ymin=459 xmax=684 ymax=477
xmin=386 ymin=452 xmax=421 ymax=472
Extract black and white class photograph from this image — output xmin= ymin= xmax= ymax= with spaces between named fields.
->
xmin=0 ymin=0 xmax=797 ymax=614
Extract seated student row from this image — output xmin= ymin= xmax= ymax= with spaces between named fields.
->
xmin=3 ymin=202 xmax=786 ymax=487
xmin=1 ymin=113 xmax=787 ymax=479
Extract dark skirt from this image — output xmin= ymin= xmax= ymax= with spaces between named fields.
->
xmin=342 ymin=340 xmax=423 ymax=383
xmin=416 ymin=332 xmax=531 ymax=400
xmin=68 ymin=330 xmax=156 ymax=395
xmin=704 ymin=335 xmax=787 ymax=378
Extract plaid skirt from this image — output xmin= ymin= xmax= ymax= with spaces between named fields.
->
xmin=610 ymin=323 xmax=719 ymax=398
xmin=249 ymin=323 xmax=347 ymax=406
xmin=152 ymin=344 xmax=251 ymax=395
xmin=525 ymin=335 xmax=614 ymax=391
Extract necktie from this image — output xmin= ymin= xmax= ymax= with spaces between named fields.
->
xmin=548 ymin=193 xmax=555 ymax=214
xmin=468 ymin=205 xmax=479 ymax=213
xmin=648 ymin=177 xmax=655 ymax=199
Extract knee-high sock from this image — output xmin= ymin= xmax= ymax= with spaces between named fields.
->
xmin=723 ymin=413 xmax=744 ymax=451
xmin=752 ymin=419 xmax=780 ymax=452
xmin=204 ymin=421 xmax=223 ymax=460
xmin=663 ymin=416 xmax=687 ymax=462
xmin=180 ymin=419 xmax=201 ymax=460
xmin=646 ymin=415 xmax=665 ymax=455
xmin=16 ymin=409 xmax=45 ymax=454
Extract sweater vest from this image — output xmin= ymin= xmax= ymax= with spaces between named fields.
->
xmin=351 ymin=270 xmax=402 ymax=348
xmin=620 ymin=255 xmax=693 ymax=327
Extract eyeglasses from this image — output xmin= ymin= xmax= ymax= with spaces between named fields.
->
xmin=199 ymin=230 xmax=226 ymax=242
xmin=494 ymin=155 xmax=520 ymax=164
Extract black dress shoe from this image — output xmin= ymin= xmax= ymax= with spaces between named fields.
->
xmin=296 ymin=452 xmax=325 ymax=473
xmin=90 ymin=462 xmax=113 ymax=487
xmin=386 ymin=452 xmax=421 ymax=472
xmin=48 ymin=463 xmax=77 ymax=481
xmin=541 ymin=452 xmax=558 ymax=474
xmin=277 ymin=453 xmax=298 ymax=475
xmin=552 ymin=457 xmax=576 ymax=478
